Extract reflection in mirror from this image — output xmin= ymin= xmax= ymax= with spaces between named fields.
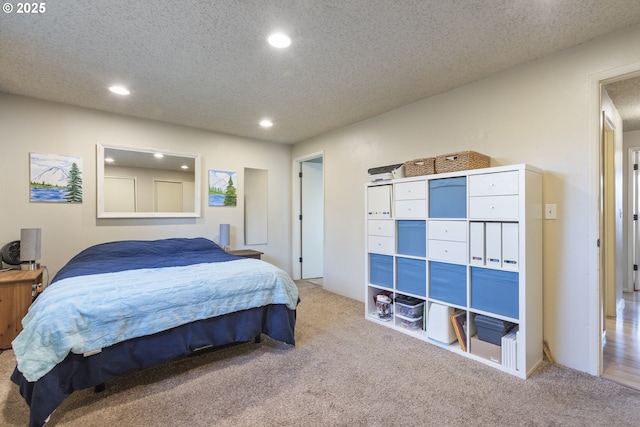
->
xmin=97 ymin=143 xmax=201 ymax=218
xmin=244 ymin=168 xmax=268 ymax=244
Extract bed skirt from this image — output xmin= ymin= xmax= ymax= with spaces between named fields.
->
xmin=11 ymin=303 xmax=296 ymax=427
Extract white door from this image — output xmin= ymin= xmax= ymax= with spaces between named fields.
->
xmin=301 ymin=159 xmax=324 ymax=279
xmin=155 ymin=180 xmax=183 ymax=212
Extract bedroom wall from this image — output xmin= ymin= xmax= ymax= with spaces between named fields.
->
xmin=291 ymin=24 xmax=640 ymax=375
xmin=0 ymin=93 xmax=292 ymax=277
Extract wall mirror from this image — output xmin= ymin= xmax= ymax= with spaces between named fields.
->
xmin=244 ymin=167 xmax=268 ymax=244
xmin=97 ymin=143 xmax=201 ymax=218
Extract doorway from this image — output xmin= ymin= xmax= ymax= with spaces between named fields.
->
xmin=292 ymin=152 xmax=324 ymax=283
xmin=599 ymin=72 xmax=640 ymax=388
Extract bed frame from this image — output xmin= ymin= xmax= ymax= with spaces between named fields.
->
xmin=12 ymin=302 xmax=296 ymax=427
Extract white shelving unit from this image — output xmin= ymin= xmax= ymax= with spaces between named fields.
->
xmin=365 ymin=164 xmax=542 ymax=378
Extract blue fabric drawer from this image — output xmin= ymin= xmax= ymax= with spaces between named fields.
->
xmin=397 ymin=257 xmax=426 ymax=297
xmin=471 ymin=268 xmax=519 ymax=318
xmin=429 ymin=177 xmax=467 ymax=218
xmin=397 ymin=220 xmax=426 ymax=257
xmin=429 ymin=261 xmax=467 ymax=306
xmin=369 ymin=254 xmax=393 ymax=288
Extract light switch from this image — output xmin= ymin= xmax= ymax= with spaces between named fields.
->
xmin=545 ymin=204 xmax=557 ymax=220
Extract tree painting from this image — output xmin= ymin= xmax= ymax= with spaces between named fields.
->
xmin=208 ymin=170 xmax=237 ymax=207
xmin=29 ymin=153 xmax=83 ymax=203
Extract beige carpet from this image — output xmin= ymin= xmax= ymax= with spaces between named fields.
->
xmin=2 ymin=280 xmax=640 ymax=426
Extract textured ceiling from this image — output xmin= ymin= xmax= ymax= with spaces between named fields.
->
xmin=604 ymin=76 xmax=640 ymax=132
xmin=3 ymin=1 xmax=640 ymax=144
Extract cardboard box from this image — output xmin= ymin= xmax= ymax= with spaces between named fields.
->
xmin=470 ymin=335 xmax=502 ymax=365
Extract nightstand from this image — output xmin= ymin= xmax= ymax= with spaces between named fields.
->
xmin=229 ymin=249 xmax=264 ymax=260
xmin=0 ymin=268 xmax=44 ymax=349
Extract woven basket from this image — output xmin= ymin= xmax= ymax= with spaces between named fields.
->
xmin=404 ymin=157 xmax=435 ymax=177
xmin=435 ymin=151 xmax=489 ymax=173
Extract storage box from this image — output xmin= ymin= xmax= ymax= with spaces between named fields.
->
xmin=426 ymin=303 xmax=456 ymax=344
xmin=470 ymin=335 xmax=501 ymax=364
xmin=471 ymin=268 xmax=519 ymax=318
xmin=429 ymin=177 xmax=467 ymax=218
xmin=435 ymin=151 xmax=490 ymax=174
xmin=404 ymin=157 xmax=435 ymax=177
xmin=397 ymin=315 xmax=423 ymax=330
xmin=369 ymin=254 xmax=393 ymax=288
xmin=429 ymin=261 xmax=467 ymax=306
xmin=397 ymin=257 xmax=426 ymax=297
xmin=397 ymin=220 xmax=426 ymax=257
xmin=474 ymin=314 xmax=516 ymax=346
xmin=395 ymin=295 xmax=424 ymax=318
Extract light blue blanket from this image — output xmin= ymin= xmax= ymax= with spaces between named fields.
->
xmin=13 ymin=259 xmax=299 ymax=382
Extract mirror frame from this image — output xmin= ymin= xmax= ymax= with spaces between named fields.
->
xmin=96 ymin=142 xmax=201 ymax=218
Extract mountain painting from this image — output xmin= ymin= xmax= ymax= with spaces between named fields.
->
xmin=30 ymin=152 xmax=83 ymax=203
xmin=208 ymin=170 xmax=237 ymax=207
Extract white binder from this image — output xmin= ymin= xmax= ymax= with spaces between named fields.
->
xmin=367 ymin=185 xmax=392 ymax=218
xmin=502 ymin=222 xmax=519 ymax=271
xmin=469 ymin=222 xmax=485 ymax=265
xmin=485 ymin=222 xmax=502 ymax=267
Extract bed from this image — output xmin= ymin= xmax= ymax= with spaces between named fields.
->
xmin=10 ymin=237 xmax=299 ymax=427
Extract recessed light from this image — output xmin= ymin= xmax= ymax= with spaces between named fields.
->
xmin=260 ymin=119 xmax=273 ymax=128
xmin=109 ymin=85 xmax=130 ymax=95
xmin=181 ymin=165 xmax=189 ymax=170
xmin=267 ymin=33 xmax=291 ymax=48
xmin=105 ymin=157 xmax=114 ymax=163
xmin=154 ymin=153 xmax=164 ymax=158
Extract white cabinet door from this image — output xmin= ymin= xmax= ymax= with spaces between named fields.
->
xmin=469 ymin=171 xmax=518 ymax=196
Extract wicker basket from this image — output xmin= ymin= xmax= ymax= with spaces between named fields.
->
xmin=435 ymin=151 xmax=489 ymax=173
xmin=404 ymin=157 xmax=436 ymax=177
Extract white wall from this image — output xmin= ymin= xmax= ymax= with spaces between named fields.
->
xmin=291 ymin=25 xmax=640 ymax=374
xmin=0 ymin=93 xmax=292 ymax=277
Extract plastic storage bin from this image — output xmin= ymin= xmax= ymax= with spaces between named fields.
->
xmin=397 ymin=315 xmax=423 ymax=330
xmin=395 ymin=295 xmax=424 ymax=318
xmin=369 ymin=254 xmax=393 ymax=288
xmin=474 ymin=314 xmax=516 ymax=345
xmin=397 ymin=220 xmax=426 ymax=257
xmin=429 ymin=261 xmax=467 ymax=306
xmin=397 ymin=257 xmax=426 ymax=297
xmin=429 ymin=177 xmax=467 ymax=218
xmin=471 ymin=268 xmax=519 ymax=318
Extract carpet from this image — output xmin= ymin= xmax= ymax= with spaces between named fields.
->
xmin=1 ymin=281 xmax=640 ymax=426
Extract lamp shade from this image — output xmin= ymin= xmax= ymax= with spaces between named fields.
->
xmin=220 ymin=224 xmax=230 ymax=247
xmin=20 ymin=228 xmax=41 ymax=261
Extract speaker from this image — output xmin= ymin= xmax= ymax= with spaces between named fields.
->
xmin=20 ymin=228 xmax=41 ymax=270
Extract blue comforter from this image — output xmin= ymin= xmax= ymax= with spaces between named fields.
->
xmin=12 ymin=238 xmax=299 ymax=382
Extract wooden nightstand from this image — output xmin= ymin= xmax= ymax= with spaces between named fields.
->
xmin=0 ymin=268 xmax=44 ymax=349
xmin=229 ymin=249 xmax=264 ymax=260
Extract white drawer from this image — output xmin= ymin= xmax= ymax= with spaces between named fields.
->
xmin=395 ymin=200 xmax=427 ymax=218
xmin=368 ymin=219 xmax=395 ymax=237
xmin=368 ymin=235 xmax=395 ymax=254
xmin=395 ymin=181 xmax=426 ymax=200
xmin=469 ymin=195 xmax=518 ymax=220
xmin=428 ymin=240 xmax=467 ymax=264
xmin=428 ymin=220 xmax=467 ymax=242
xmin=469 ymin=171 xmax=518 ymax=196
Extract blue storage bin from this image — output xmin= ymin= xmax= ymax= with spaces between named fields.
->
xmin=397 ymin=257 xmax=426 ymax=297
xmin=397 ymin=220 xmax=426 ymax=257
xmin=429 ymin=177 xmax=467 ymax=218
xmin=471 ymin=268 xmax=519 ymax=318
xmin=429 ymin=261 xmax=467 ymax=306
xmin=369 ymin=254 xmax=393 ymax=288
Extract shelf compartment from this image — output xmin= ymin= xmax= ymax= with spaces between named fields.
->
xmin=396 ymin=257 xmax=426 ymax=297
xmin=429 ymin=261 xmax=466 ymax=306
xmin=397 ymin=220 xmax=426 ymax=257
xmin=369 ymin=254 xmax=394 ymax=288
xmin=471 ymin=267 xmax=519 ymax=318
xmin=429 ymin=177 xmax=466 ymax=218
